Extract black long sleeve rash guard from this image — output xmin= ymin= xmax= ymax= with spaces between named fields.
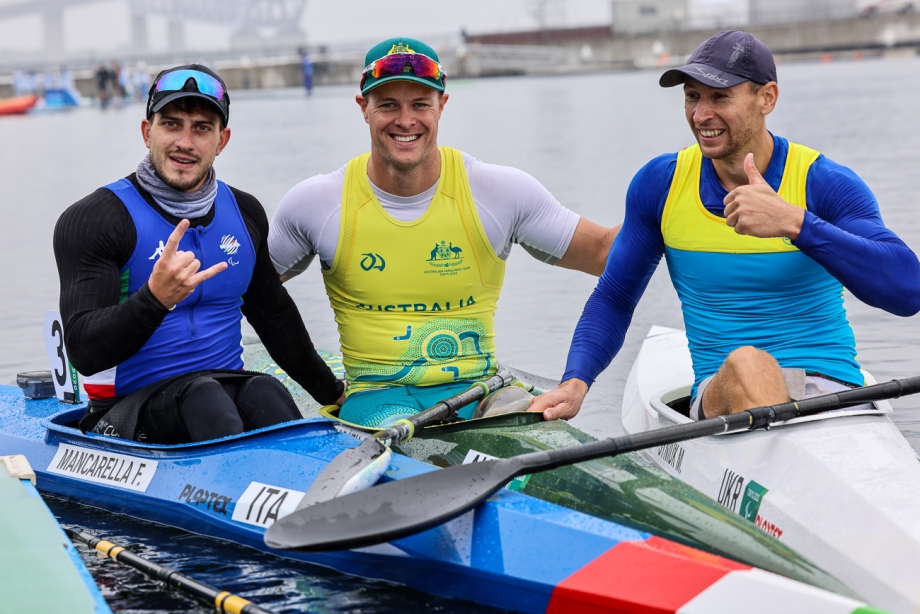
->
xmin=53 ymin=173 xmax=343 ymax=406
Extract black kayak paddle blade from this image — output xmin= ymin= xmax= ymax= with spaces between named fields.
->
xmin=266 ymin=459 xmax=522 ymax=551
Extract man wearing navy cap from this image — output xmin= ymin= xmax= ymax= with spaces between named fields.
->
xmin=531 ymin=30 xmax=920 ymax=421
xmin=54 ymin=64 xmax=343 ymax=443
xmin=270 ymin=38 xmax=617 ymax=427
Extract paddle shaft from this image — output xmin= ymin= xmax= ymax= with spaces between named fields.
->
xmin=517 ymin=375 xmax=920 ymax=474
xmin=375 ymin=369 xmax=515 ymax=444
xmin=66 ymin=529 xmax=275 ymax=614
xmin=265 ymin=375 xmax=920 ymax=552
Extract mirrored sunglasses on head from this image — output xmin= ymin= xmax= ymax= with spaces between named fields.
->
xmin=154 ymin=69 xmax=226 ymax=100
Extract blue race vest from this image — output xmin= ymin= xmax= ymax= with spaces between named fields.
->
xmin=82 ymin=179 xmax=256 ymax=399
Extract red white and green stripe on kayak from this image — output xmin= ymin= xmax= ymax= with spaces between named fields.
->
xmin=545 ymin=535 xmax=883 ymax=613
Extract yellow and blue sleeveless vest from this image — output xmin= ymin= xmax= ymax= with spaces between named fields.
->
xmin=661 ymin=143 xmax=862 ymax=399
xmin=324 ymin=147 xmax=505 ymax=395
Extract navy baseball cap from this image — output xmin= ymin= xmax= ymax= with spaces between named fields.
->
xmin=660 ymin=31 xmax=776 ymax=89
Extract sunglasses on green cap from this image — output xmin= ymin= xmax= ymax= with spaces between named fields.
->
xmin=360 ymin=38 xmax=447 ymax=94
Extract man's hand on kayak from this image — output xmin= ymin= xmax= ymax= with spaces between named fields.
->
xmin=528 ymin=378 xmax=589 ymax=420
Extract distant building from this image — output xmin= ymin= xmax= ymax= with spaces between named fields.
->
xmin=687 ymin=0 xmax=748 ymax=29
xmin=748 ymin=0 xmax=855 ymax=25
xmin=610 ymin=0 xmax=689 ymax=35
xmin=462 ymin=25 xmax=613 ymax=46
xmin=687 ymin=0 xmax=858 ymax=30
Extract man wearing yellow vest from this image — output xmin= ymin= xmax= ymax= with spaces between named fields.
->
xmin=531 ymin=30 xmax=920 ymax=421
xmin=269 ymin=37 xmax=616 ymax=427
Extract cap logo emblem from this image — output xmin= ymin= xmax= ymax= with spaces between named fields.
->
xmin=388 ymin=43 xmax=415 ymax=55
xmin=692 ymin=66 xmax=729 ymax=86
xmin=727 ymin=42 xmax=744 ymax=68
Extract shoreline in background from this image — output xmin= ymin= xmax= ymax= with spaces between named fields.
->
xmin=3 ymin=11 xmax=920 ymax=100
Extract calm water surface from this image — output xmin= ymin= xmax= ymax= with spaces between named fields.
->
xmin=3 ymin=56 xmax=920 ymax=611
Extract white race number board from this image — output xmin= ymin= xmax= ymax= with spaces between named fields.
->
xmin=43 ymin=310 xmax=82 ymax=403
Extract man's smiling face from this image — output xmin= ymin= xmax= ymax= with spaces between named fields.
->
xmin=142 ymin=102 xmax=230 ymax=192
xmin=359 ymin=80 xmax=447 ymax=174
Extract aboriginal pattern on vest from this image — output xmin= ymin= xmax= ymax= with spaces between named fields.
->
xmin=323 ymin=147 xmax=506 ymax=394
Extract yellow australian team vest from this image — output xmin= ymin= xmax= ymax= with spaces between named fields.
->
xmin=324 ymin=146 xmax=505 ymax=395
xmin=661 ymin=142 xmax=861 ymax=398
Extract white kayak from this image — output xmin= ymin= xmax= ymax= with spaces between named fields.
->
xmin=622 ymin=325 xmax=920 ymax=614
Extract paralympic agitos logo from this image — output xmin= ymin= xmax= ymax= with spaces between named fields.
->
xmin=360 ymin=252 xmax=386 ymax=271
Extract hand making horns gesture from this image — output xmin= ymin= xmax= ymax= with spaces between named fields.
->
xmin=148 ymin=219 xmax=228 ymax=310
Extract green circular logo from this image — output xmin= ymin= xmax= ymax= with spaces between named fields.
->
xmin=426 ymin=333 xmax=459 ymax=361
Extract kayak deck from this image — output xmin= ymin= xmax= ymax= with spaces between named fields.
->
xmin=0 ymin=383 xmax=879 ymax=613
xmin=245 ymin=341 xmax=853 ymax=598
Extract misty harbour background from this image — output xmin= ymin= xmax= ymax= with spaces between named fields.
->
xmin=2 ymin=56 xmax=920 ymax=610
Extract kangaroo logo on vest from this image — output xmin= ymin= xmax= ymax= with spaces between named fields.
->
xmin=148 ymin=240 xmax=166 ymax=261
xmin=360 ymin=253 xmax=386 ymax=272
xmin=426 ymin=240 xmax=470 ymax=277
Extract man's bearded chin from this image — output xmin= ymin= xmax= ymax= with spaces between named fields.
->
xmin=152 ymin=153 xmax=208 ymax=192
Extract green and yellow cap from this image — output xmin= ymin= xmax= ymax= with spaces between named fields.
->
xmin=360 ymin=37 xmax=446 ymax=95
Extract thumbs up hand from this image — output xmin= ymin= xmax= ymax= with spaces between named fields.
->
xmin=743 ymin=151 xmax=768 ymax=186
xmin=724 ymin=153 xmax=805 ymax=240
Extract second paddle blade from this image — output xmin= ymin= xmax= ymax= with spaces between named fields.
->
xmin=265 ymin=459 xmax=520 ymax=552
xmin=296 ymin=438 xmax=391 ymax=510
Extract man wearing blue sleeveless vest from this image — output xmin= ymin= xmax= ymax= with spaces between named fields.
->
xmin=54 ymin=64 xmax=344 ymax=443
xmin=531 ymin=31 xmax=920 ymax=421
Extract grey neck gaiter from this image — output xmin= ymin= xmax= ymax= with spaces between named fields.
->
xmin=136 ymin=154 xmax=218 ymax=219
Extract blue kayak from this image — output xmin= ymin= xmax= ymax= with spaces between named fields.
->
xmin=0 ymin=386 xmax=879 ymax=613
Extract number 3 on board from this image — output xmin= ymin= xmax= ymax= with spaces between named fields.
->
xmin=43 ymin=310 xmax=82 ymax=403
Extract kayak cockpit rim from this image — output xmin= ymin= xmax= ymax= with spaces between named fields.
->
xmin=39 ymin=407 xmax=341 ymax=451
xmin=649 ymin=385 xmax=893 ymax=436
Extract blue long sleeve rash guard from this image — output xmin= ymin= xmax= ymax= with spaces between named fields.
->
xmin=563 ymin=135 xmax=920 ymax=388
